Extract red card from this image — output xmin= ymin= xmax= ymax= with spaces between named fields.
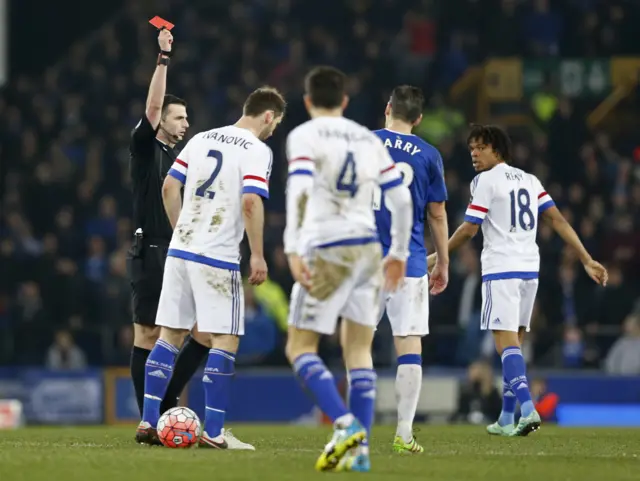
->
xmin=149 ymin=16 xmax=174 ymax=31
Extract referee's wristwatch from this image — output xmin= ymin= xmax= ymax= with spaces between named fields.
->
xmin=157 ymin=49 xmax=172 ymax=66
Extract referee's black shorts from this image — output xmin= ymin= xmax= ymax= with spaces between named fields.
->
xmin=126 ymin=235 xmax=169 ymax=327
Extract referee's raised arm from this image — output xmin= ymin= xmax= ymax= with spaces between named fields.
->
xmin=127 ymin=28 xmax=209 ymax=432
xmin=130 ymin=28 xmax=184 ymax=174
xmin=144 ymin=29 xmax=172 ymax=130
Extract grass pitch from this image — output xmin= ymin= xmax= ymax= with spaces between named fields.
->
xmin=0 ymin=424 xmax=638 ymax=481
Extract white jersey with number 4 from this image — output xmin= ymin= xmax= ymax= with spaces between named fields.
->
xmin=284 ymin=116 xmax=403 ymax=255
xmin=464 ymin=163 xmax=555 ymax=281
xmin=166 ymin=125 xmax=272 ymax=270
xmin=284 ymin=116 xmax=412 ymax=336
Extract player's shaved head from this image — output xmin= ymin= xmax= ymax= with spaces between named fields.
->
xmin=467 ymin=124 xmax=512 ymax=163
xmin=390 ymin=85 xmax=424 ymax=124
xmin=304 ymin=66 xmax=346 ymax=109
xmin=243 ymin=86 xmax=287 ymax=118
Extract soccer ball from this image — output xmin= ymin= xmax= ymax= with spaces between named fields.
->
xmin=157 ymin=407 xmax=201 ymax=448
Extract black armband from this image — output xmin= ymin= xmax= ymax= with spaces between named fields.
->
xmin=157 ymin=54 xmax=170 ymax=66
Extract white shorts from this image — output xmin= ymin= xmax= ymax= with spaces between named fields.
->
xmin=288 ymin=242 xmax=382 ymax=336
xmin=481 ymin=278 xmax=538 ymax=332
xmin=156 ymin=256 xmax=244 ymax=335
xmin=378 ymin=275 xmax=429 ymax=336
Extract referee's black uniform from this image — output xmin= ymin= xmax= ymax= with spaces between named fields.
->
xmin=127 ymin=115 xmax=176 ymax=326
xmin=127 ymin=109 xmax=209 ymax=426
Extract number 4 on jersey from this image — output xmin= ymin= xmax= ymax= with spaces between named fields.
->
xmin=336 ymin=152 xmax=357 ymax=197
xmin=195 ymin=150 xmax=223 ymax=199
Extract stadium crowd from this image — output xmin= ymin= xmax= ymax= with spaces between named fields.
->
xmin=1 ymin=0 xmax=639 ymax=372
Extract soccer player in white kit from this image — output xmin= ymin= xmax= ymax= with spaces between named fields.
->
xmin=428 ymin=124 xmax=608 ymax=437
xmin=138 ymin=87 xmax=286 ymax=450
xmin=284 ymin=67 xmax=413 ymax=472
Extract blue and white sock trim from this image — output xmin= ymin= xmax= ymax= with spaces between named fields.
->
xmin=209 ymin=348 xmax=235 ymax=362
xmin=156 ymin=339 xmax=180 ymax=355
xmin=501 ymin=347 xmax=522 ymax=362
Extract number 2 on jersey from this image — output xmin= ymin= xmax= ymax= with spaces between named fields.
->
xmin=509 ymin=188 xmax=535 ymax=231
xmin=195 ymin=150 xmax=223 ymax=199
xmin=336 ymin=152 xmax=357 ymax=197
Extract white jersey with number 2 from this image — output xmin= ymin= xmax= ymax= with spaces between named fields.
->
xmin=166 ymin=125 xmax=272 ymax=270
xmin=156 ymin=125 xmax=272 ymax=336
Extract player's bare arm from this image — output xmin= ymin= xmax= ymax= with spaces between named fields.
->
xmin=242 ymin=193 xmax=268 ymax=286
xmin=161 ymin=175 xmax=182 ymax=229
xmin=427 ymin=221 xmax=479 ymax=271
xmin=382 ymin=183 xmax=413 ymax=292
xmin=283 ymin=159 xmax=313 ymax=291
xmin=288 ymin=254 xmax=312 ymax=291
xmin=145 ymin=29 xmax=173 ymax=129
xmin=541 ymin=205 xmax=608 ymax=286
xmin=426 ymin=201 xmax=449 ymax=295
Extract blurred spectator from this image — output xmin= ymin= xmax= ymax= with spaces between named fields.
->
xmin=392 ymin=8 xmax=436 ymax=84
xmin=531 ymin=378 xmax=559 ymax=422
xmin=85 ymin=195 xmax=118 ymax=247
xmin=85 ymin=236 xmax=108 ymax=283
xmin=414 ymin=94 xmax=465 ymax=146
xmin=436 ymin=31 xmax=469 ymax=90
xmin=45 ymin=329 xmax=87 ymax=370
xmin=11 ymin=282 xmax=49 ymax=333
xmin=591 ymin=265 xmax=636 ymax=340
xmin=522 ymin=0 xmax=562 ymax=56
xmin=561 ymin=326 xmax=585 ymax=369
xmin=484 ymin=0 xmax=522 ymax=56
xmin=604 ymin=315 xmax=640 ymax=375
xmin=450 ymin=359 xmax=501 ymax=424
xmin=54 ymin=207 xmax=84 ymax=261
xmin=102 ymin=250 xmax=131 ymax=326
xmin=110 ymin=325 xmax=134 ymax=367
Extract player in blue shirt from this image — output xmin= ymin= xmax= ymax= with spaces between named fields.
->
xmin=372 ymin=86 xmax=450 ymax=453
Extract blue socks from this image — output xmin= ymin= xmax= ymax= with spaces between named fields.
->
xmin=142 ymin=339 xmax=179 ymax=427
xmin=293 ymin=354 xmax=350 ymax=423
xmin=348 ymin=369 xmax=377 ymax=448
xmin=499 ymin=377 xmax=517 ymax=426
xmin=203 ymin=349 xmax=236 ymax=438
xmin=501 ymin=346 xmax=534 ymax=418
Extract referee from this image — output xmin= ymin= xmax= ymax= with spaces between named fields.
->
xmin=127 ymin=28 xmax=209 ymax=442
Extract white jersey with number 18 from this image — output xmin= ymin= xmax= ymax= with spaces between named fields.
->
xmin=166 ymin=125 xmax=272 ymax=271
xmin=464 ymin=163 xmax=555 ymax=281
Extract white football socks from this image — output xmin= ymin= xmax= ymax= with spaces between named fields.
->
xmin=395 ymin=364 xmax=422 ymax=442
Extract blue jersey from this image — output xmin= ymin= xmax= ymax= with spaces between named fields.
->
xmin=373 ymin=129 xmax=447 ymax=277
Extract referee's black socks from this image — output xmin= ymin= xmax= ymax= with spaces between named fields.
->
xmin=160 ymin=335 xmax=209 ymax=413
xmin=130 ymin=345 xmax=152 ymax=417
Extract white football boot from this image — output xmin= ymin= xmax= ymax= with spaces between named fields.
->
xmin=220 ymin=428 xmax=255 ymax=450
